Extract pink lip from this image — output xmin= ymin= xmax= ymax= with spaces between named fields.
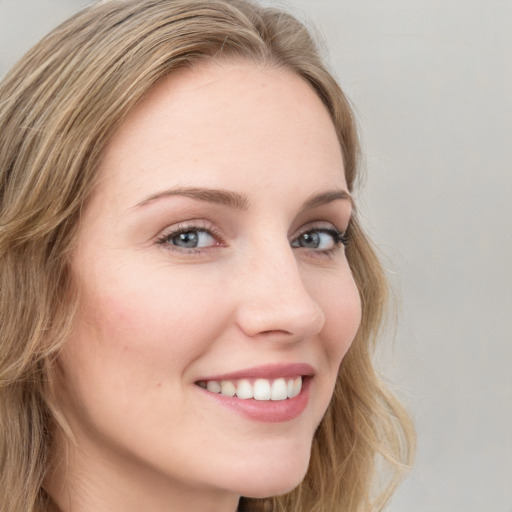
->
xmin=196 ymin=363 xmax=314 ymax=382
xmin=195 ymin=363 xmax=314 ymax=423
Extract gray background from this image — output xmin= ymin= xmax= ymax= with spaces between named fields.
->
xmin=1 ymin=1 xmax=510 ymax=511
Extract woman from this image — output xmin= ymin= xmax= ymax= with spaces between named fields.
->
xmin=0 ymin=1 xmax=414 ymax=511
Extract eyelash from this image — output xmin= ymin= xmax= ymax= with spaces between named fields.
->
xmin=156 ymin=221 xmax=224 ymax=253
xmin=294 ymin=227 xmax=349 ymax=252
xmin=156 ymin=222 xmax=349 ymax=256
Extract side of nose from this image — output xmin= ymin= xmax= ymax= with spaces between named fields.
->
xmin=233 ymin=243 xmax=326 ymax=342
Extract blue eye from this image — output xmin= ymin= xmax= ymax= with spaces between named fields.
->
xmin=291 ymin=228 xmax=347 ymax=251
xmin=159 ymin=228 xmax=217 ymax=249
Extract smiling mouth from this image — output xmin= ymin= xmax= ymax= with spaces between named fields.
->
xmin=196 ymin=376 xmax=303 ymax=401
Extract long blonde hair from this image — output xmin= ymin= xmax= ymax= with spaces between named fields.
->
xmin=0 ymin=1 xmax=414 ymax=511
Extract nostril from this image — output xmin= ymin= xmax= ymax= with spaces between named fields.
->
xmin=236 ymin=301 xmax=325 ymax=340
xmin=259 ymin=329 xmax=293 ymax=336
xmin=234 ymin=268 xmax=326 ymax=339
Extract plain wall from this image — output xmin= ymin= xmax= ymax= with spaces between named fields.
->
xmin=1 ymin=1 xmax=511 ymax=511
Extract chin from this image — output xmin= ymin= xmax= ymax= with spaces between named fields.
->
xmin=228 ymin=446 xmax=311 ymax=499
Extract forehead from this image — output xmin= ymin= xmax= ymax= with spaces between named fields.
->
xmin=94 ymin=59 xmax=346 ymax=206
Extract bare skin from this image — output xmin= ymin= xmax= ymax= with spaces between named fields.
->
xmin=48 ymin=59 xmax=361 ymax=512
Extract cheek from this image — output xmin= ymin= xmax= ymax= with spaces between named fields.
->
xmin=63 ymin=261 xmax=233 ymax=388
xmin=55 ymin=267 xmax=231 ymax=448
xmin=317 ymin=269 xmax=362 ymax=372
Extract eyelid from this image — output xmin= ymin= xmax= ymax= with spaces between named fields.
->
xmin=155 ymin=220 xmax=225 ymax=251
xmin=290 ymin=221 xmax=349 ymax=253
xmin=153 ymin=219 xmax=348 ymax=257
xmin=292 ymin=220 xmax=344 ymax=239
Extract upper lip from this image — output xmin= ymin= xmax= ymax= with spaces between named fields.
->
xmin=196 ymin=363 xmax=315 ymax=382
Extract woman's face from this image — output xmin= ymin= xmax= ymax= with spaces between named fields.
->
xmin=54 ymin=60 xmax=361 ymax=510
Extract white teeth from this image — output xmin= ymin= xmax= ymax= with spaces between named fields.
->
xmin=220 ymin=381 xmax=236 ymax=397
xmin=291 ymin=377 xmax=302 ymax=398
xmin=236 ymin=379 xmax=253 ymax=400
xmin=206 ymin=381 xmax=221 ymax=393
xmin=271 ymin=378 xmax=288 ymax=400
xmin=200 ymin=376 xmax=303 ymax=401
xmin=253 ymin=379 xmax=271 ymax=400
xmin=287 ymin=378 xmax=294 ymax=397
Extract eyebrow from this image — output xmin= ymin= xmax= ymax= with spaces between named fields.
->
xmin=134 ymin=187 xmax=249 ymax=210
xmin=302 ymin=189 xmax=353 ymax=210
xmin=134 ymin=186 xmax=352 ymax=211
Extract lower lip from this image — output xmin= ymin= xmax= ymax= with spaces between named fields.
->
xmin=197 ymin=377 xmax=311 ymax=423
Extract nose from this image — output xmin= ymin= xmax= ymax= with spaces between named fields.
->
xmin=234 ymin=243 xmax=326 ymax=342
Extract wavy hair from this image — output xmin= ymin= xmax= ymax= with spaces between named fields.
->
xmin=0 ymin=1 xmax=414 ymax=511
